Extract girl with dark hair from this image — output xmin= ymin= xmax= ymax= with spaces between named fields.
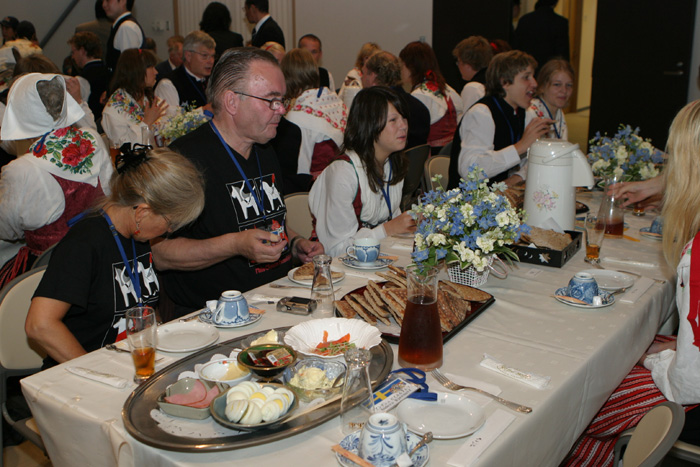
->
xmin=399 ymin=41 xmax=463 ymax=151
xmin=309 ymin=87 xmax=415 ymax=256
xmin=102 ymin=48 xmax=168 ymax=146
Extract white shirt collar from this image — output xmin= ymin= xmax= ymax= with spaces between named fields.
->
xmin=113 ymin=11 xmax=132 ymax=25
xmin=184 ymin=65 xmax=205 ymax=82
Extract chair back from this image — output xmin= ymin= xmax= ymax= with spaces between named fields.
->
xmin=284 ymin=192 xmax=314 ymax=239
xmin=31 ymin=243 xmax=57 ymax=269
xmin=616 ymin=401 xmax=685 ymax=467
xmin=401 ymin=144 xmax=431 ymax=210
xmin=424 ymin=156 xmax=451 ymax=191
xmin=0 ymin=267 xmax=47 ymax=370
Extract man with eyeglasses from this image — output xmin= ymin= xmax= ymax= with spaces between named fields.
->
xmin=155 ymin=31 xmax=215 ymax=117
xmin=152 ymin=47 xmax=324 ymax=316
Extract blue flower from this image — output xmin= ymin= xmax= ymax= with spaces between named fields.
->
xmin=412 ymin=249 xmax=429 ymax=262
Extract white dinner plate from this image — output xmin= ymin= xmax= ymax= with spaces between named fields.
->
xmin=156 ymin=321 xmax=219 ymax=352
xmin=580 ymin=269 xmax=635 ymax=291
xmin=338 ymin=256 xmax=395 ymax=270
xmin=554 ymin=287 xmax=615 ymax=309
xmin=286 ymin=267 xmax=345 ymax=286
xmin=396 ymin=392 xmax=486 ymax=439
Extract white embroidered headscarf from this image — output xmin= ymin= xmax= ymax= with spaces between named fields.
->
xmin=1 ymin=73 xmax=84 ymax=140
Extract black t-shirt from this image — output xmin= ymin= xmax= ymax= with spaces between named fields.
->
xmin=165 ymin=123 xmax=292 ymax=311
xmin=34 ymin=215 xmax=159 ymax=368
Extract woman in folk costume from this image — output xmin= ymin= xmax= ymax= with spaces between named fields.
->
xmin=282 ymin=47 xmax=347 ymax=180
xmin=102 ymin=48 xmax=167 ymax=147
xmin=565 ymin=100 xmax=700 ymax=466
xmin=309 ymin=86 xmax=416 ymax=257
xmin=0 ymin=73 xmax=113 ymax=288
xmin=399 ymin=41 xmax=463 ymax=153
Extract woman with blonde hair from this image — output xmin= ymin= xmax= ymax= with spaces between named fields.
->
xmin=25 ymin=145 xmax=205 ymax=369
xmin=338 ymin=42 xmax=381 ymax=108
xmin=102 ymin=48 xmax=168 ymax=146
xmin=282 ymin=48 xmax=347 ymax=179
xmin=528 ymin=59 xmax=574 ymax=140
xmin=566 ymin=101 xmax=700 ymax=465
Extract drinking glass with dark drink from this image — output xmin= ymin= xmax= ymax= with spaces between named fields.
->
xmin=398 ymin=265 xmax=443 ymax=370
xmin=584 ymin=213 xmax=606 ymax=264
xmin=598 ymin=174 xmax=625 ymax=238
xmin=125 ymin=306 xmax=157 ymax=384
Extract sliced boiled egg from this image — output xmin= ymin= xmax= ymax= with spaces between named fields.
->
xmin=225 ymin=399 xmax=248 ymax=423
xmin=239 ymin=401 xmax=263 ymax=424
xmin=261 ymin=400 xmax=282 ymax=422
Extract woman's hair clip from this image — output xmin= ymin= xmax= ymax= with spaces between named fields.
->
xmin=115 ymin=143 xmax=152 ymax=175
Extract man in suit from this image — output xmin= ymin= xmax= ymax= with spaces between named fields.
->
xmin=513 ymin=0 xmax=569 ymax=71
xmin=298 ymin=34 xmax=335 ymax=91
xmin=245 ymin=0 xmax=285 ymax=49
xmin=102 ymin=0 xmax=146 ymax=75
xmin=362 ymin=51 xmax=430 ymax=149
xmin=75 ymin=1 xmax=112 ymax=59
xmin=155 ymin=35 xmax=183 ymax=83
xmin=155 ymin=31 xmax=214 ymax=115
xmin=68 ymin=31 xmax=109 ymax=128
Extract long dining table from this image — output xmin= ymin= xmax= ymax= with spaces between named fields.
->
xmin=21 ymin=191 xmax=677 ymax=467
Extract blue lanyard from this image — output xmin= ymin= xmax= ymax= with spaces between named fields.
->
xmin=492 ymin=97 xmax=521 ymax=145
xmin=538 ymin=97 xmax=561 ymax=139
xmin=100 ymin=209 xmax=142 ymax=305
xmin=377 ymin=159 xmax=393 ymax=220
xmin=185 ymin=72 xmax=207 ymax=102
xmin=209 ymin=121 xmax=268 ymax=224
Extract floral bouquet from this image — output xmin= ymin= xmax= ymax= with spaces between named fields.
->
xmin=410 ymin=165 xmax=528 ymax=274
xmin=587 ymin=124 xmax=664 ymax=182
xmin=156 ymin=105 xmax=212 ymax=145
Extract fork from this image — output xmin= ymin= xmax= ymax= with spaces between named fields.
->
xmin=431 ymin=369 xmax=533 ymax=414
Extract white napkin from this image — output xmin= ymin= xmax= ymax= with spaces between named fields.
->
xmin=442 ymin=373 xmax=501 ymax=407
xmin=390 ymin=242 xmax=413 ymax=251
xmin=480 ymin=354 xmax=550 ymax=389
xmin=602 ymin=256 xmax=658 ymax=268
xmin=66 ymin=367 xmax=129 ymax=389
xmin=246 ymin=294 xmax=280 ymax=304
xmin=619 ymin=277 xmax=655 ymax=304
xmin=446 ymin=409 xmax=516 ymax=467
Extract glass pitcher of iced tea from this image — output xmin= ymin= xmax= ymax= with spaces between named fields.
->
xmin=598 ymin=174 xmax=625 ymax=238
xmin=398 ymin=265 xmax=443 ymax=370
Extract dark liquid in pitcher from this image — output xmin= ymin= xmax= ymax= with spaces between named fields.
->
xmin=398 ymin=297 xmax=443 ymax=370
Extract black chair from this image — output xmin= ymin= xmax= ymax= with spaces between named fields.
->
xmin=401 ymin=144 xmax=431 ymax=211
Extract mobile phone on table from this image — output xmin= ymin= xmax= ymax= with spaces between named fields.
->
xmin=276 ymin=296 xmax=317 ymax=315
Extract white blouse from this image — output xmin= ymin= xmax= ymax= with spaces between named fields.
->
xmin=309 ymin=150 xmax=403 ymax=257
xmin=102 ymin=89 xmax=151 ymax=147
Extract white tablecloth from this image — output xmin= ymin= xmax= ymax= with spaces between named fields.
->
xmin=21 ymin=192 xmax=676 ymax=467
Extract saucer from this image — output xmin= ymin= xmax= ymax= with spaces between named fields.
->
xmin=198 ymin=311 xmax=263 ymax=328
xmin=335 ymin=430 xmax=429 ymax=467
xmin=339 ymin=256 xmax=395 ymax=270
xmin=640 ymin=227 xmax=662 ymax=240
xmin=554 ymin=287 xmax=615 ymax=309
xmin=397 ymin=392 xmax=485 ymax=439
xmin=580 ymin=269 xmax=634 ymax=292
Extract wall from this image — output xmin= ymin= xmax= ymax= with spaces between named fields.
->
xmin=689 ymin=2 xmax=700 ymax=101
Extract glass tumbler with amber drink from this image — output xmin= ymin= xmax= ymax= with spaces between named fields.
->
xmin=584 ymin=213 xmax=606 ymax=264
xmin=125 ymin=306 xmax=158 ymax=384
xmin=398 ymin=265 xmax=443 ymax=370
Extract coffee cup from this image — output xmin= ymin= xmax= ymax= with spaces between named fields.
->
xmin=650 ymin=216 xmax=664 ymax=234
xmin=358 ymin=412 xmax=408 ymax=467
xmin=567 ymin=272 xmax=599 ymax=304
xmin=346 ymin=238 xmax=381 ymax=264
xmin=213 ymin=290 xmax=249 ymax=325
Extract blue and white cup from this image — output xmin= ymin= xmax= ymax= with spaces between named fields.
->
xmin=650 ymin=216 xmax=664 ymax=234
xmin=567 ymin=272 xmax=599 ymax=304
xmin=346 ymin=238 xmax=381 ymax=264
xmin=213 ymin=290 xmax=249 ymax=325
xmin=358 ymin=412 xmax=408 ymax=467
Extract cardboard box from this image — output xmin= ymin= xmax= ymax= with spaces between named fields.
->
xmin=511 ymin=230 xmax=582 ymax=268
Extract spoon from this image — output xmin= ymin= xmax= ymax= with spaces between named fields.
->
xmin=330 ymin=369 xmax=346 ymax=388
xmin=391 ymin=432 xmax=433 ymax=467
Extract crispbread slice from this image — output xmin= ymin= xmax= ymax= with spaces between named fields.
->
xmin=387 ymin=288 xmax=408 ymax=311
xmin=437 ymin=290 xmax=460 ymax=328
xmin=344 ymin=295 xmax=377 ymax=325
xmin=335 ymin=300 xmax=356 ymax=319
xmin=442 ymin=290 xmax=470 ymax=325
xmin=440 ymin=280 xmax=492 ymax=302
xmin=363 ymin=290 xmax=390 ymax=318
xmin=388 ymin=265 xmax=407 ymax=278
xmin=293 ymin=261 xmax=343 ymax=281
xmin=378 ymin=288 xmax=405 ymax=326
xmin=356 ymin=292 xmax=391 ymax=325
xmin=376 ymin=271 xmax=406 ymax=288
xmin=521 ymin=226 xmax=572 ymax=251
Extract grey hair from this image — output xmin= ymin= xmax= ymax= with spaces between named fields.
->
xmin=206 ymin=47 xmax=279 ymax=112
xmin=183 ymin=30 xmax=216 ymax=54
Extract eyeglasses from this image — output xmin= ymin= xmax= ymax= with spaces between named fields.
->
xmin=234 ymin=91 xmax=289 ymax=111
xmin=187 ymin=50 xmax=215 ymax=61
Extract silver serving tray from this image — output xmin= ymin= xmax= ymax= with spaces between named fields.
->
xmin=121 ymin=326 xmax=394 ymax=452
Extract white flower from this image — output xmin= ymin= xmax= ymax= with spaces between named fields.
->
xmin=424 ymin=204 xmax=435 ymax=213
xmin=613 ymin=167 xmax=624 ymax=178
xmin=615 ymin=146 xmax=628 ymax=163
xmin=495 ymin=211 xmax=510 ymax=227
xmin=426 ymin=233 xmax=447 ymax=246
xmin=476 ymin=236 xmax=495 ymax=253
xmin=414 ymin=233 xmax=425 ymax=249
xmin=592 ymin=159 xmax=609 ymax=172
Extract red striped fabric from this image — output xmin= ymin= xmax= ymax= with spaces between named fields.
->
xmin=565 ymin=335 xmax=696 ymax=466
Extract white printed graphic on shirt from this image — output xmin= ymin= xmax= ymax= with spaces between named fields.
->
xmin=226 ymin=173 xmax=286 ymax=228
